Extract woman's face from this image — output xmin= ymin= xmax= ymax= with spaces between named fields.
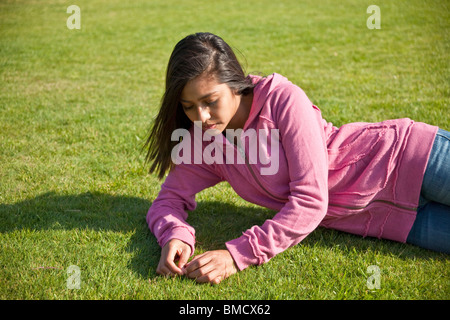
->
xmin=180 ymin=72 xmax=243 ymax=135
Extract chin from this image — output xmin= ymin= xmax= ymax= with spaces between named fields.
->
xmin=204 ymin=127 xmax=223 ymax=137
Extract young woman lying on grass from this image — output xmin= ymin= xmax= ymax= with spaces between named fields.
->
xmin=144 ymin=32 xmax=449 ymax=285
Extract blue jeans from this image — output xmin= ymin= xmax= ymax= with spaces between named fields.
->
xmin=406 ymin=128 xmax=450 ymax=254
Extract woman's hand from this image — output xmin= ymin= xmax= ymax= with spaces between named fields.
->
xmin=183 ymin=250 xmax=238 ymax=285
xmin=156 ymin=239 xmax=192 ymax=277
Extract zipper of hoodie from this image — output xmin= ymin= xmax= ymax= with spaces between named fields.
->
xmin=237 ymin=143 xmax=287 ymax=202
xmin=328 ymin=200 xmax=417 ymax=212
xmin=242 ymin=150 xmax=417 ymax=212
xmin=232 ymin=129 xmax=417 ymax=212
xmin=230 ymin=135 xmax=284 ymax=201
xmin=237 ymin=143 xmax=417 ymax=211
xmin=245 ymin=158 xmax=287 ymax=202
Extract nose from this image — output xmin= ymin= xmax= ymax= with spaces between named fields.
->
xmin=197 ymin=106 xmax=211 ymax=123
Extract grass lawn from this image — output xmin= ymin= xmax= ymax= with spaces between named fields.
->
xmin=1 ymin=0 xmax=449 ymax=300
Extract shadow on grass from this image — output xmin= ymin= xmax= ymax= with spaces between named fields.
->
xmin=0 ymin=191 xmax=276 ymax=279
xmin=1 ymin=191 xmax=446 ymax=281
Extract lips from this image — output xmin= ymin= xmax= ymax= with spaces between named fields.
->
xmin=203 ymin=123 xmax=217 ymax=130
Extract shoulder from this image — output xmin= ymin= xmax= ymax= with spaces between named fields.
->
xmin=253 ymin=73 xmax=312 ymax=107
xmin=263 ymin=74 xmax=314 ymax=118
xmin=248 ymin=73 xmax=315 ymax=126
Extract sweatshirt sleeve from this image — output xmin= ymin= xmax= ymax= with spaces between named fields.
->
xmin=147 ymin=162 xmax=224 ymax=255
xmin=226 ymin=83 xmax=329 ymax=270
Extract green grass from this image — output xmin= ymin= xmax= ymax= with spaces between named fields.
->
xmin=1 ymin=0 xmax=449 ymax=300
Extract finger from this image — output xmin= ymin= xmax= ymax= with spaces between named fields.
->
xmin=156 ymin=264 xmax=174 ymax=277
xmin=163 ymin=247 xmax=183 ymax=275
xmin=196 ymin=269 xmax=222 ymax=284
xmin=165 ymin=260 xmax=183 ymax=275
xmin=177 ymin=248 xmax=190 ymax=271
xmin=156 ymin=265 xmax=163 ymax=275
xmin=186 ymin=260 xmax=219 ymax=282
xmin=156 ymin=259 xmax=166 ymax=275
xmin=212 ymin=276 xmax=222 ymax=285
xmin=186 ymin=261 xmax=216 ymax=280
xmin=185 ymin=252 xmax=211 ymax=273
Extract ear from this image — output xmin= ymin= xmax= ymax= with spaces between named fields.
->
xmin=231 ymin=87 xmax=241 ymax=96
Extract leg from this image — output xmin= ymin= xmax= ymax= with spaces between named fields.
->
xmin=407 ymin=128 xmax=450 ymax=254
xmin=407 ymin=201 xmax=450 ymax=254
xmin=420 ymin=128 xmax=450 ymax=206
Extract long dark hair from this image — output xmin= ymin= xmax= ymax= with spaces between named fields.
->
xmin=144 ymin=32 xmax=255 ymax=179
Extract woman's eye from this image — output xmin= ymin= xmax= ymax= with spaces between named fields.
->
xmin=207 ymin=100 xmax=218 ymax=107
xmin=182 ymin=105 xmax=193 ymax=111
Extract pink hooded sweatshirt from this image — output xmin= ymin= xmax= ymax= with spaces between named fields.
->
xmin=147 ymin=73 xmax=438 ymax=271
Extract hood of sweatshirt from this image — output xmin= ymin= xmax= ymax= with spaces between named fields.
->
xmin=244 ymin=73 xmax=290 ymax=130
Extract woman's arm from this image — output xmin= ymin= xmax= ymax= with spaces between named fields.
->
xmin=226 ymin=83 xmax=329 ymax=270
xmin=147 ymin=161 xmax=224 ymax=272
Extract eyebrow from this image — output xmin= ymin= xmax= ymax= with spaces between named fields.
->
xmin=180 ymin=91 xmax=218 ymax=103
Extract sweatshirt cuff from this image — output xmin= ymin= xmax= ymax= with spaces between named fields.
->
xmin=225 ymin=235 xmax=260 ymax=271
xmin=160 ymin=226 xmax=196 ymax=256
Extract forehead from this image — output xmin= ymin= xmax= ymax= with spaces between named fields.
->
xmin=180 ymin=73 xmax=228 ymax=101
